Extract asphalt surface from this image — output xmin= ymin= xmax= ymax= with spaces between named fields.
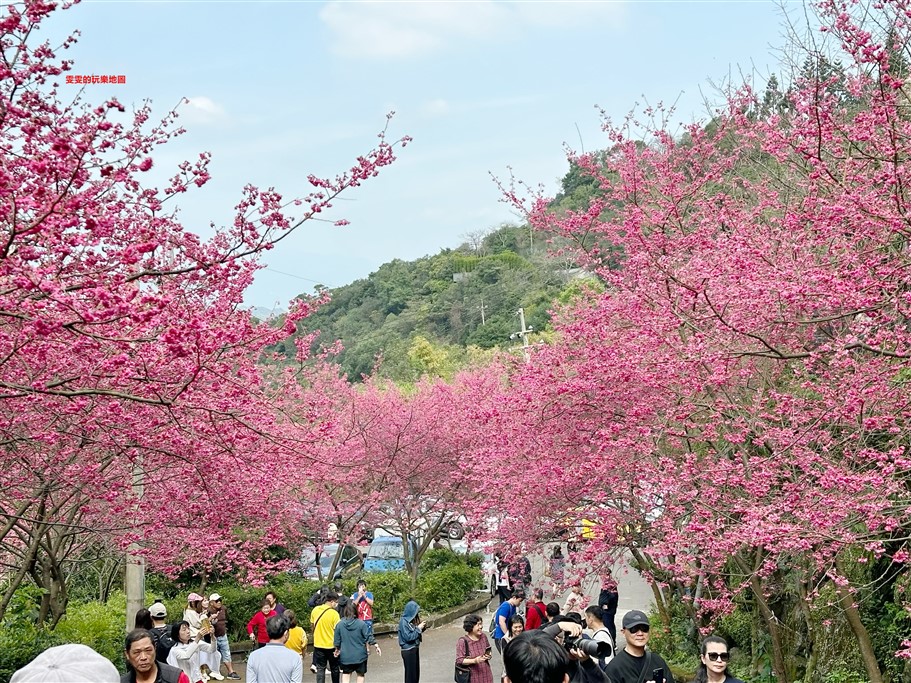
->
xmin=233 ymin=550 xmax=651 ymax=683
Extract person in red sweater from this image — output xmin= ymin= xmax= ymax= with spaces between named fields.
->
xmin=246 ymin=601 xmax=277 ymax=648
xmin=524 ymin=587 xmax=548 ymax=630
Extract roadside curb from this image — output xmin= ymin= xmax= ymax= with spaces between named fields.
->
xmin=373 ymin=594 xmax=493 ymax=636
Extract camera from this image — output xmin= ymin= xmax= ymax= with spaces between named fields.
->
xmin=563 ymin=633 xmax=611 ymax=659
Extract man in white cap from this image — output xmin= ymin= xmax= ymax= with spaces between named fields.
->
xmin=148 ymin=600 xmax=174 ymax=661
xmin=11 ymin=643 xmax=119 ymax=683
xmin=208 ymin=593 xmax=240 ymax=679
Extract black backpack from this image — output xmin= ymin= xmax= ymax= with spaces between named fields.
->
xmin=153 ymin=625 xmax=177 ymax=662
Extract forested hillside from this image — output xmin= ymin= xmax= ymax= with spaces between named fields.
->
xmin=277 ymin=221 xmax=595 ymax=382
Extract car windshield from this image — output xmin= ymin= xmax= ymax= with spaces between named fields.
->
xmin=301 ymin=544 xmax=343 ymax=569
xmin=318 ymin=544 xmax=342 ymax=567
xmin=366 ymin=541 xmax=404 ymax=560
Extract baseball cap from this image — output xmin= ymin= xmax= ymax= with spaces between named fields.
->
xmin=187 ymin=592 xmax=203 ymax=602
xmin=11 ymin=644 xmax=119 ymax=683
xmin=209 ymin=593 xmax=222 ymax=602
xmin=148 ymin=601 xmax=167 ymax=618
xmin=622 ymin=610 xmax=650 ymax=630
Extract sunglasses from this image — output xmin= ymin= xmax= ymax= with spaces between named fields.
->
xmin=706 ymin=652 xmax=730 ymax=662
xmin=627 ymin=625 xmax=650 ymax=634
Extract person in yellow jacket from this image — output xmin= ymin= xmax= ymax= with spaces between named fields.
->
xmin=311 ymin=591 xmax=341 ymax=683
xmin=284 ymin=609 xmax=308 ymax=664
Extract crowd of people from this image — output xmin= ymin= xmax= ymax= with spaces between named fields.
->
xmin=10 ymin=549 xmax=745 ymax=683
xmin=470 ymin=546 xmax=744 ymax=683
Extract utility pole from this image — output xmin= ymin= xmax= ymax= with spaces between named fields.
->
xmin=125 ymin=461 xmax=145 ymax=633
xmin=510 ymin=307 xmax=533 ymax=362
xmin=478 ymin=298 xmax=487 ymax=325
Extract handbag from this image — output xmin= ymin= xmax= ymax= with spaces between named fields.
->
xmin=454 ymin=637 xmax=471 ymax=683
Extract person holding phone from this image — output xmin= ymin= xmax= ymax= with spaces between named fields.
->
xmin=398 ymin=600 xmax=427 ymax=683
xmin=455 ymin=615 xmax=494 ymax=683
xmin=692 ymin=636 xmax=744 ymax=683
xmin=604 ymin=611 xmax=674 ymax=683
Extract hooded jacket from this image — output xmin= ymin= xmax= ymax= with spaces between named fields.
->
xmin=397 ymin=600 xmax=423 ymax=650
xmin=333 ymin=617 xmax=376 ymax=665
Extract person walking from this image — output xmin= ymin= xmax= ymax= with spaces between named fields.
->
xmin=563 ymin=583 xmax=587 ymax=617
xmin=692 ymin=636 xmax=744 ymax=683
xmin=351 ymin=579 xmax=375 ymax=635
xmin=265 ymin=591 xmax=286 ymax=616
xmin=312 ymin=591 xmax=342 ymax=683
xmin=283 ymin=609 xmax=308 ymax=672
xmin=246 ymin=615 xmax=303 ymax=683
xmin=524 ymin=588 xmax=548 ymax=630
xmin=546 ymin=546 xmax=565 ymax=600
xmin=455 ymin=615 xmax=493 ymax=683
xmin=495 ymin=561 xmax=511 ymax=604
xmin=492 ymin=591 xmax=525 ymax=653
xmin=208 ymin=594 xmax=240 ymax=680
xmin=605 ymin=610 xmax=674 ymax=683
xmin=397 ymin=600 xmax=426 ymax=683
xmin=583 ymin=605 xmax=615 ymax=671
xmin=248 ymin=600 xmax=278 ymax=650
xmin=123 ymin=630 xmax=190 ymax=683
xmin=597 ymin=570 xmax=619 ymax=646
xmin=333 ymin=600 xmax=382 ymax=683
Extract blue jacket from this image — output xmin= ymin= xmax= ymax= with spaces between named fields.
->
xmin=398 ymin=600 xmax=423 ymax=650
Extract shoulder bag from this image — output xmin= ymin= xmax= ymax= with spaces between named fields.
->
xmin=454 ymin=636 xmax=471 ymax=683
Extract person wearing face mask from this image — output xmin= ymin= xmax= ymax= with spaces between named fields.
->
xmin=604 ymin=611 xmax=674 ymax=683
xmin=692 ymin=636 xmax=743 ymax=683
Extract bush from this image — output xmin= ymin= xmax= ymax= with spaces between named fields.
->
xmin=414 ymin=563 xmax=481 ymax=613
xmin=54 ymin=594 xmax=126 ymax=668
xmin=0 ymin=623 xmax=62 ymax=683
xmin=420 ymin=548 xmax=464 ymax=572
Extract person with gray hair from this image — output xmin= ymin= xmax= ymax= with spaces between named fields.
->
xmin=247 ymin=614 xmax=304 ymax=683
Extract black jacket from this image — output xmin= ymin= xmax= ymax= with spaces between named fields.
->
xmin=121 ymin=661 xmax=185 ymax=683
xmin=604 ymin=649 xmax=674 ymax=683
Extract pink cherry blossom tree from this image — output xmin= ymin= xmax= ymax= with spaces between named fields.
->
xmin=466 ymin=1 xmax=911 ymax=679
xmin=0 ymin=0 xmax=406 ymax=624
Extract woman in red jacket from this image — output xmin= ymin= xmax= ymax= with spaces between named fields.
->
xmin=246 ymin=600 xmax=277 ymax=648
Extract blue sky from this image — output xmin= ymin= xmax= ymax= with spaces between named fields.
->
xmin=45 ymin=0 xmax=790 ymax=310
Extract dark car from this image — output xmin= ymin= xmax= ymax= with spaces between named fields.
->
xmin=300 ymin=543 xmax=362 ymax=580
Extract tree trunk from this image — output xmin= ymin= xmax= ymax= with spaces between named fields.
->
xmin=629 ymin=547 xmax=672 ymax=629
xmin=734 ymin=552 xmax=787 ymax=681
xmin=834 ymin=558 xmax=883 ymax=683
xmin=796 ymin=577 xmax=818 ymax=683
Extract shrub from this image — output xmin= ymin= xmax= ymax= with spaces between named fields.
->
xmin=420 ymin=548 xmax=464 ymax=572
xmin=54 ymin=594 xmax=125 ymax=667
xmin=0 ymin=623 xmax=63 ymax=683
xmin=415 ymin=563 xmax=482 ymax=613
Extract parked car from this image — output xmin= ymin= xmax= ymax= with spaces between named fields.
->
xmin=300 ymin=543 xmax=362 ymax=580
xmin=363 ymin=536 xmax=418 ymax=573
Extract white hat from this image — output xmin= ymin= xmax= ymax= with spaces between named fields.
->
xmin=209 ymin=593 xmax=222 ymax=602
xmin=11 ymin=644 xmax=119 ymax=683
xmin=148 ymin=601 xmax=167 ymax=618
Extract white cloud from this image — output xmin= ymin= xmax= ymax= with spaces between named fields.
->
xmin=420 ymin=98 xmax=451 ymax=117
xmin=319 ymin=1 xmax=626 ymax=59
xmin=182 ymin=96 xmax=226 ymax=123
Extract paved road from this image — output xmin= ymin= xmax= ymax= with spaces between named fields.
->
xmin=232 ymin=551 xmax=651 ymax=683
